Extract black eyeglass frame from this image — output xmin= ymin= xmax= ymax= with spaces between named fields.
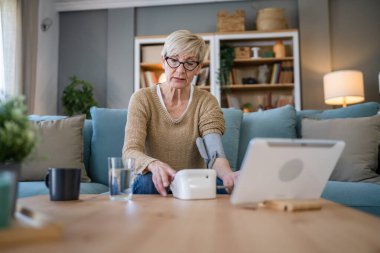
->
xmin=164 ymin=56 xmax=200 ymax=71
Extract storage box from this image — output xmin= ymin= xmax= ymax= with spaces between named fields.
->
xmin=141 ymin=45 xmax=163 ymax=63
xmin=217 ymin=10 xmax=245 ymax=32
xmin=234 ymin=47 xmax=250 ymax=59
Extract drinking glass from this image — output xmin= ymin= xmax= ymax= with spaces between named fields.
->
xmin=108 ymin=157 xmax=135 ymax=201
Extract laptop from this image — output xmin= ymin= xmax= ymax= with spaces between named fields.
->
xmin=230 ymin=138 xmax=345 ymax=206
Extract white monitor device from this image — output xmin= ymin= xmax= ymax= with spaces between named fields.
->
xmin=230 ymin=138 xmax=345 ymax=206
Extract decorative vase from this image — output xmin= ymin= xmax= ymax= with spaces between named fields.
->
xmin=0 ymin=163 xmax=21 ymax=217
xmin=0 ymin=171 xmax=13 ymax=228
xmin=251 ymin=47 xmax=260 ymax=58
xmin=273 ymin=40 xmax=286 ymax=58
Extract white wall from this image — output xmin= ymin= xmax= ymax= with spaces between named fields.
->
xmin=34 ymin=0 xmax=59 ymax=114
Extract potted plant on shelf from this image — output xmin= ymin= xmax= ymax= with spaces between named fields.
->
xmin=242 ymin=102 xmax=253 ymax=113
xmin=0 ymin=96 xmax=37 ymax=226
xmin=218 ymin=45 xmax=235 ymax=88
xmin=62 ymin=75 xmax=97 ymax=119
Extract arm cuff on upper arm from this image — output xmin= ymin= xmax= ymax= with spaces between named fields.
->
xmin=203 ymin=133 xmax=226 ymax=159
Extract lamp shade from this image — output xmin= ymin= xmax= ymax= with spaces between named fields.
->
xmin=323 ymin=70 xmax=365 ymax=107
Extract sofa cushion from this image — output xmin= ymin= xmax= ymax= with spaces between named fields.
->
xmin=322 ymin=181 xmax=380 ymax=217
xmin=296 ymin=102 xmax=379 ymax=137
xmin=29 ymin=115 xmax=93 ymax=176
xmin=238 ymin=105 xmax=297 ymax=169
xmin=83 ymin=120 xmax=92 ymax=174
xmin=302 ymin=115 xmax=380 ymax=183
xmin=22 ymin=115 xmax=91 ymax=182
xmin=18 ymin=182 xmax=108 ymax=198
xmin=28 ymin=115 xmax=66 ymax=121
xmin=90 ymin=107 xmax=128 ymax=185
xmin=221 ymin=108 xmax=243 ymax=171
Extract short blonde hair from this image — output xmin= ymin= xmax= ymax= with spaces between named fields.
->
xmin=161 ymin=30 xmax=206 ymax=63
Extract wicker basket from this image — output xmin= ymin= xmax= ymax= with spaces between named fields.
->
xmin=217 ymin=10 xmax=245 ymax=32
xmin=256 ymin=8 xmax=288 ymax=31
xmin=234 ymin=47 xmax=250 ymax=59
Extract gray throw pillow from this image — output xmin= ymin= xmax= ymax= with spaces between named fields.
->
xmin=302 ymin=115 xmax=380 ymax=184
xmin=21 ymin=115 xmax=91 ymax=182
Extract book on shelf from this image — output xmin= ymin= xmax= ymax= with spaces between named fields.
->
xmin=226 ymin=94 xmax=241 ymax=109
xmin=268 ymin=61 xmax=294 ymax=84
xmin=274 ymin=94 xmax=294 ymax=107
xmin=279 ymin=61 xmax=294 ymax=84
xmin=270 ymin=63 xmax=282 ymax=84
xmin=196 ymin=67 xmax=209 ymax=86
xmin=140 ymin=72 xmax=146 ymax=88
xmin=142 ymin=71 xmax=158 ymax=87
xmin=203 ymin=45 xmax=210 ymax=62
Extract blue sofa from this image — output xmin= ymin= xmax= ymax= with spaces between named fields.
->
xmin=19 ymin=103 xmax=380 ymax=217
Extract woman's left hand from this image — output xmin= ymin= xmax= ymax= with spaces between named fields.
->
xmin=221 ymin=171 xmax=240 ymax=193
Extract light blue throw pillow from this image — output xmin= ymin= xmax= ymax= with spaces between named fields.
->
xmin=83 ymin=120 xmax=92 ymax=173
xmin=221 ymin=108 xmax=243 ymax=171
xmin=90 ymin=107 xmax=128 ymax=185
xmin=238 ymin=105 xmax=297 ymax=169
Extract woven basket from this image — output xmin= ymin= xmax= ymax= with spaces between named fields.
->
xmin=217 ymin=10 xmax=245 ymax=32
xmin=256 ymin=8 xmax=288 ymax=31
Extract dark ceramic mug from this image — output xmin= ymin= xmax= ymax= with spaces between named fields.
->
xmin=45 ymin=168 xmax=81 ymax=201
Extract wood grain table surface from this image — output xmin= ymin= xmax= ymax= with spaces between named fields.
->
xmin=2 ymin=194 xmax=380 ymax=253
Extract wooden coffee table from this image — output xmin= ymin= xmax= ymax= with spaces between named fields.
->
xmin=2 ymin=194 xmax=380 ymax=253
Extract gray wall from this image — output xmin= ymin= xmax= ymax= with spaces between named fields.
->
xmin=58 ymin=10 xmax=108 ymax=113
xmin=58 ymin=0 xmax=298 ymax=111
xmin=135 ymin=1 xmax=298 ymax=35
xmin=107 ymin=8 xmax=135 ymax=109
xmin=298 ymin=0 xmax=332 ymax=109
xmin=57 ymin=0 xmax=380 ymax=111
xmin=330 ymin=0 xmax=380 ymax=104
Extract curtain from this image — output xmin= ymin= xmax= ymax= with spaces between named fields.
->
xmin=0 ymin=0 xmax=22 ymax=99
xmin=21 ymin=0 xmax=38 ymax=112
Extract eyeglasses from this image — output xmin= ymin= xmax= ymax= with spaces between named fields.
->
xmin=165 ymin=57 xmax=200 ymax=71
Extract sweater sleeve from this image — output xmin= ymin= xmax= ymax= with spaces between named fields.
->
xmin=122 ymin=90 xmax=157 ymax=174
xmin=198 ymin=93 xmax=225 ymax=137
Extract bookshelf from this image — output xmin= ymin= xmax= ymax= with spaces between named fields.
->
xmin=134 ymin=34 xmax=214 ymax=92
xmin=134 ymin=30 xmax=301 ymax=111
xmin=214 ymin=30 xmax=301 ymax=111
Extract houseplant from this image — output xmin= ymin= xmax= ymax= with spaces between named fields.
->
xmin=62 ymin=75 xmax=97 ymax=119
xmin=218 ymin=45 xmax=235 ymax=87
xmin=0 ymin=96 xmax=37 ymax=226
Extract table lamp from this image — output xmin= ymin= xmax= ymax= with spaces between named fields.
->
xmin=323 ymin=70 xmax=365 ymax=107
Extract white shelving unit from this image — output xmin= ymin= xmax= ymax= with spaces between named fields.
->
xmin=134 ymin=30 xmax=301 ymax=110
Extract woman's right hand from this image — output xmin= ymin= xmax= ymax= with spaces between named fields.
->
xmin=147 ymin=161 xmax=176 ymax=196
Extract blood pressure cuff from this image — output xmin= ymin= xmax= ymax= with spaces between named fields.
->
xmin=196 ymin=133 xmax=226 ymax=168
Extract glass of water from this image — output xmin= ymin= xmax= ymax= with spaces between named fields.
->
xmin=108 ymin=157 xmax=135 ymax=201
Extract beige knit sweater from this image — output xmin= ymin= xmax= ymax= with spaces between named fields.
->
xmin=122 ymin=86 xmax=225 ymax=174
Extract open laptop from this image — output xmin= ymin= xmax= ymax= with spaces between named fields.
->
xmin=230 ymin=138 xmax=345 ymax=206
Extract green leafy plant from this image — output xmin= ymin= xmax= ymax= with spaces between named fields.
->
xmin=62 ymin=75 xmax=97 ymax=119
xmin=242 ymin=102 xmax=253 ymax=113
xmin=218 ymin=45 xmax=235 ymax=87
xmin=0 ymin=96 xmax=37 ymax=162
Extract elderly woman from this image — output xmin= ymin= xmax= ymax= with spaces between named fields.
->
xmin=122 ymin=30 xmax=238 ymax=196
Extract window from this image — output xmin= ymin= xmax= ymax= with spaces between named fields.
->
xmin=0 ymin=0 xmax=21 ymax=99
